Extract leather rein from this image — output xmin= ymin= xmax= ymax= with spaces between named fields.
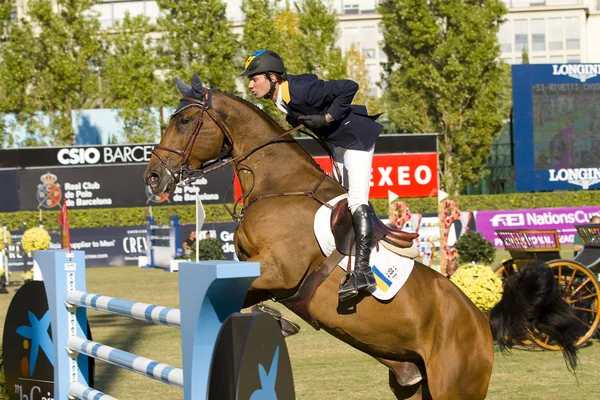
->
xmin=151 ymin=92 xmax=338 ymax=221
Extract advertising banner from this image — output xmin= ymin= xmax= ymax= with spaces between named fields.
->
xmin=179 ymin=222 xmax=238 ymax=260
xmin=512 ymin=64 xmax=600 ymax=192
xmin=475 ymin=206 xmax=600 ymax=248
xmin=0 ymin=169 xmax=20 ymax=212
xmin=0 ymin=144 xmax=156 ymax=168
xmin=17 ymin=165 xmax=233 ymax=211
xmin=233 ymin=152 xmax=439 ymax=200
xmin=315 ymin=153 xmax=438 ymax=198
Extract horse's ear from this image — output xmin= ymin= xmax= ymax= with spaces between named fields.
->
xmin=191 ymin=73 xmax=204 ymax=94
xmin=176 ymin=78 xmax=191 ymax=96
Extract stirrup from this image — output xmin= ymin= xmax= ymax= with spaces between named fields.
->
xmin=339 ymin=272 xmax=359 ymax=302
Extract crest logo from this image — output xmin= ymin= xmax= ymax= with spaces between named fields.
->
xmin=552 ymin=64 xmax=600 ymax=83
xmin=36 ymin=172 xmax=62 ymax=209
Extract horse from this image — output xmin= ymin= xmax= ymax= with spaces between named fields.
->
xmin=144 ymin=74 xmax=583 ymax=399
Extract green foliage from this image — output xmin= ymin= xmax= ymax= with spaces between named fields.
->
xmin=189 ymin=238 xmax=226 ymax=261
xmin=293 ymin=0 xmax=346 ymax=80
xmin=102 ymin=14 xmax=166 ymax=143
xmin=22 ymin=0 xmax=103 ymax=145
xmin=379 ymin=0 xmax=510 ymax=194
xmin=454 ymin=231 xmax=496 ymax=264
xmin=0 ymin=190 xmax=598 ymax=230
xmin=156 ymin=0 xmax=239 ymax=97
xmin=0 ymin=345 xmax=8 ymax=399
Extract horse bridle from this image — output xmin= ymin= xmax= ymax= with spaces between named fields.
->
xmin=151 ymin=90 xmax=341 ymax=220
xmin=151 ymin=90 xmax=235 ymax=185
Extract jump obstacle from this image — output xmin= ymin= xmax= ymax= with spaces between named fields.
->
xmin=36 ymin=249 xmax=295 ymax=400
xmin=142 ymin=215 xmax=181 ymax=271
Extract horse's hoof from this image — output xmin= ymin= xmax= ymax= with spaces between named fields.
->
xmin=252 ymin=303 xmax=283 ymax=319
xmin=280 ymin=318 xmax=301 ymax=337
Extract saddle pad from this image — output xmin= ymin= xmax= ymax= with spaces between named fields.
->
xmin=314 ymin=194 xmax=415 ymax=301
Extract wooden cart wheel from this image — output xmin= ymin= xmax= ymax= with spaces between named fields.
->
xmin=530 ymin=260 xmax=600 ymax=351
xmin=494 ymin=259 xmax=518 ymax=282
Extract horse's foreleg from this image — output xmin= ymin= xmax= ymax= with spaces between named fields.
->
xmin=240 ymin=253 xmax=294 ymax=308
xmin=377 ymin=358 xmax=430 ymax=400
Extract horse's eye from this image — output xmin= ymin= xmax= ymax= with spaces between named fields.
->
xmin=180 ymin=117 xmax=191 ymax=125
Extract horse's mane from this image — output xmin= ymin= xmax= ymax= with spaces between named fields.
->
xmin=218 ymin=90 xmax=286 ymax=133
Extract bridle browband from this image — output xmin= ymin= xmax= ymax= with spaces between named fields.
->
xmin=151 ymin=90 xmax=341 ymax=221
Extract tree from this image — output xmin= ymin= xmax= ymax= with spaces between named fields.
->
xmin=0 ymin=11 xmax=36 ymax=147
xmin=24 ymin=0 xmax=103 ymax=146
xmin=345 ymin=45 xmax=382 ymax=115
xmin=102 ymin=14 xmax=166 ymax=143
xmin=156 ymin=0 xmax=239 ymax=100
xmin=294 ymin=0 xmax=346 ymax=80
xmin=379 ymin=0 xmax=511 ymax=194
xmin=521 ymin=48 xmax=530 ymax=64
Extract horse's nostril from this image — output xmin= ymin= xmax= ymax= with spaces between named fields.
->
xmin=146 ymin=172 xmax=160 ymax=188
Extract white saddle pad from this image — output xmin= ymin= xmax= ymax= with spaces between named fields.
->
xmin=314 ymin=194 xmax=415 ymax=301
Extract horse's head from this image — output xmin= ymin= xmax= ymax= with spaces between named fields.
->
xmin=145 ymin=73 xmax=231 ymax=195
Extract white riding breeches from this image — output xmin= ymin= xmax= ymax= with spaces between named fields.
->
xmin=332 ymin=145 xmax=375 ymax=214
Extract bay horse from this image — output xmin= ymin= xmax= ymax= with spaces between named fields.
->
xmin=145 ymin=74 xmax=582 ymax=399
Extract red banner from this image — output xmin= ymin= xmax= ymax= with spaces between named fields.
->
xmin=234 ymin=153 xmax=438 ymax=200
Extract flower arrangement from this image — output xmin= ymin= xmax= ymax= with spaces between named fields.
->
xmin=450 ymin=264 xmax=503 ymax=312
xmin=21 ymin=227 xmax=51 ymax=253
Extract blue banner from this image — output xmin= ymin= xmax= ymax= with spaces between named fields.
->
xmin=512 ymin=64 xmax=600 ymax=192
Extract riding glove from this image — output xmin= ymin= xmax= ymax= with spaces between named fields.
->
xmin=298 ymin=114 xmax=329 ymax=129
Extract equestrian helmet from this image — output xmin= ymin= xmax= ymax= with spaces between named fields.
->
xmin=240 ymin=50 xmax=286 ymax=77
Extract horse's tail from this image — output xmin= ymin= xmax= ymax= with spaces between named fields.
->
xmin=488 ymin=260 xmax=585 ymax=371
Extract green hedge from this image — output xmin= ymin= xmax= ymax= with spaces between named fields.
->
xmin=1 ymin=190 xmax=598 ymax=230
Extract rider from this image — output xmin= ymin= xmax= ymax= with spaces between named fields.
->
xmin=240 ymin=49 xmax=383 ymax=301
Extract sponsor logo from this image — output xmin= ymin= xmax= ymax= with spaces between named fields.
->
xmin=552 ymin=64 xmax=600 ymax=82
xmin=36 ymin=172 xmax=62 ymax=209
xmin=548 ymin=168 xmax=600 ymax=190
xmin=490 ymin=213 xmax=525 ymax=227
xmin=57 ymin=145 xmax=154 ymax=165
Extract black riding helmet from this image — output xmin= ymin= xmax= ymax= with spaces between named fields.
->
xmin=240 ymin=50 xmax=286 ymax=77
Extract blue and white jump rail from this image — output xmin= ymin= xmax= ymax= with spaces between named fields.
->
xmin=35 ymin=249 xmax=294 ymax=400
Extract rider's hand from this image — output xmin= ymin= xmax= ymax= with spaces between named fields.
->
xmin=298 ymin=114 xmax=328 ymax=129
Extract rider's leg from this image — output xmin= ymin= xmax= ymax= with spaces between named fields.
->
xmin=336 ymin=145 xmax=377 ymax=300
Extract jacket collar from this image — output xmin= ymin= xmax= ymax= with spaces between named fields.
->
xmin=280 ymin=80 xmax=290 ymax=103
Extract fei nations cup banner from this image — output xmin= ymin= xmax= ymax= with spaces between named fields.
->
xmin=475 ymin=205 xmax=600 ymax=248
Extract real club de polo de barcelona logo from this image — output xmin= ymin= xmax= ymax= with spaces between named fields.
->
xmin=36 ymin=172 xmax=62 ymax=209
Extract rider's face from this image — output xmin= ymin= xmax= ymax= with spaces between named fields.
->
xmin=248 ymin=74 xmax=275 ymax=99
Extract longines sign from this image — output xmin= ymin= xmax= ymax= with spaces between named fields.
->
xmin=0 ymin=144 xmax=155 ymax=168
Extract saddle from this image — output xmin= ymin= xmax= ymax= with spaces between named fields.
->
xmin=331 ymin=199 xmax=418 ymax=255
xmin=279 ymin=199 xmax=420 ymax=330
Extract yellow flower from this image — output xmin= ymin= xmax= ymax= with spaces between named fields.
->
xmin=22 ymin=227 xmax=51 ymax=253
xmin=450 ymin=264 xmax=503 ymax=312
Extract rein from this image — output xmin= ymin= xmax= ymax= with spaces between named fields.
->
xmin=152 ymin=93 xmax=340 ymax=222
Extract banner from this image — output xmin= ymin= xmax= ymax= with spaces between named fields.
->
xmin=512 ymin=64 xmax=600 ymax=192
xmin=0 ymin=170 xmax=20 ymax=212
xmin=17 ymin=165 xmax=234 ymax=211
xmin=475 ymin=206 xmax=600 ymax=248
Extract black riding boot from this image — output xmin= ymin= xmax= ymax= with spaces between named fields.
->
xmin=338 ymin=204 xmax=377 ymax=301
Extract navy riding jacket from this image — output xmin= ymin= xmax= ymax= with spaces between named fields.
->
xmin=282 ymin=74 xmax=383 ymax=151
